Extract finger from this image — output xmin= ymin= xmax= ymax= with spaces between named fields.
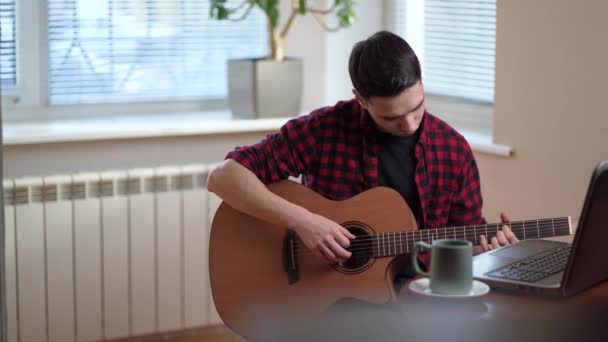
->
xmin=340 ymin=226 xmax=356 ymax=240
xmin=334 ymin=230 xmax=352 ymax=249
xmin=319 ymin=244 xmax=338 ymax=264
xmin=496 ymin=230 xmax=509 ymax=246
xmin=328 ymin=239 xmax=352 ymax=261
xmin=502 ymin=225 xmax=519 ymax=243
xmin=500 ymin=212 xmax=511 ymax=223
xmin=479 ymin=235 xmax=489 ymax=252
xmin=490 ymin=236 xmax=500 ymax=249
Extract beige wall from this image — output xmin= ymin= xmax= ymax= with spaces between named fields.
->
xmin=3 ymin=133 xmax=269 ymax=179
xmin=476 ymin=0 xmax=608 ymax=222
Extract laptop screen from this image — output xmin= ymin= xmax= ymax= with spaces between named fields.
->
xmin=563 ymin=160 xmax=608 ymax=295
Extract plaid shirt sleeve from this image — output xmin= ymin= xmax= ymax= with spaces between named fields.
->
xmin=225 ymin=113 xmax=320 ymax=184
xmin=418 ymin=134 xmax=486 ymax=271
xmin=448 ymin=144 xmax=486 ymax=226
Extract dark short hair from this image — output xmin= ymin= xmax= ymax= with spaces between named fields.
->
xmin=348 ymin=30 xmax=422 ymax=99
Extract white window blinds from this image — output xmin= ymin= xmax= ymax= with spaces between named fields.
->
xmin=387 ymin=0 xmax=496 ymax=103
xmin=0 ymin=0 xmax=16 ymax=89
xmin=47 ymin=0 xmax=267 ymax=105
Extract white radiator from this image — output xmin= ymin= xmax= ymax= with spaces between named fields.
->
xmin=3 ymin=164 xmax=224 ymax=342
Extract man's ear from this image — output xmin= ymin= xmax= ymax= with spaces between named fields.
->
xmin=352 ymin=89 xmax=368 ymax=108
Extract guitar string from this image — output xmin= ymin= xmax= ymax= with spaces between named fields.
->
xmin=292 ymin=225 xmax=571 ymax=256
xmin=290 ymin=223 xmax=573 ymax=267
xmin=291 ymin=225 xmax=572 ymax=267
xmin=292 ymin=217 xmax=570 ymax=250
xmin=290 ymin=222 xmax=571 ymax=255
xmin=291 ymin=220 xmax=569 ymax=250
xmin=292 ymin=232 xmax=570 ymax=258
xmin=292 ymin=228 xmax=571 ymax=258
xmin=284 ymin=219 xmax=571 ymax=266
xmin=290 ymin=229 xmax=572 ymax=268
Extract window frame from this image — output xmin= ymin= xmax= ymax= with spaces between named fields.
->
xmin=2 ymin=0 xmax=247 ymax=122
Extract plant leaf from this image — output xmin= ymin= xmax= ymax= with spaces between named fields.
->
xmin=336 ymin=0 xmax=356 ymax=27
xmin=263 ymin=0 xmax=279 ymax=28
xmin=209 ymin=0 xmax=229 ymax=19
xmin=217 ymin=6 xmax=229 ymax=20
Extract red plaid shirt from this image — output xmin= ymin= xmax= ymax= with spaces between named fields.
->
xmin=226 ymin=99 xmax=485 ymax=266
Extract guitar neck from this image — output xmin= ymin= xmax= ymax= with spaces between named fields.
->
xmin=371 ymin=216 xmax=572 ymax=258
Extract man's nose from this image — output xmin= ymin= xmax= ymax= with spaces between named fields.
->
xmin=400 ymin=115 xmax=413 ymax=129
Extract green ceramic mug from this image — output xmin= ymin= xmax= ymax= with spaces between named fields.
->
xmin=412 ymin=239 xmax=473 ymax=295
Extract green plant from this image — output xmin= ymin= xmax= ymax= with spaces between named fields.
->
xmin=210 ymin=0 xmax=356 ymax=61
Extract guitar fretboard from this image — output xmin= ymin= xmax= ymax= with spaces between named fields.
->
xmin=369 ymin=217 xmax=571 ymax=258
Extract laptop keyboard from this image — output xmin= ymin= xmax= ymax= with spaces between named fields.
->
xmin=485 ymin=245 xmax=571 ymax=283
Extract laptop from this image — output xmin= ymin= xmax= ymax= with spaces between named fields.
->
xmin=473 ymin=160 xmax=608 ymax=296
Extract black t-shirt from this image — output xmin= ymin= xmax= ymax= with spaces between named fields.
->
xmin=376 ymin=129 xmax=422 ymax=223
xmin=376 ymin=128 xmax=422 ymax=283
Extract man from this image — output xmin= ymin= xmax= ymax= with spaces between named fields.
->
xmin=207 ymin=30 xmax=517 ymax=277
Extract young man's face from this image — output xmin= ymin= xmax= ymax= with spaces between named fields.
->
xmin=354 ymin=81 xmax=425 ymax=137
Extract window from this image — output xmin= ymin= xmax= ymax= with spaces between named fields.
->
xmin=0 ymin=0 xmax=16 ymax=91
xmin=3 ymin=0 xmax=267 ymax=116
xmin=387 ymin=0 xmax=496 ymax=136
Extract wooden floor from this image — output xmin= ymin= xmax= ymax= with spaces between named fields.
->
xmin=105 ymin=325 xmax=245 ymax=342
xmin=171 ymin=331 xmax=241 ymax=342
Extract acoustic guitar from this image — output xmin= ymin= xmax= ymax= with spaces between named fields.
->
xmin=209 ymin=180 xmax=572 ymax=339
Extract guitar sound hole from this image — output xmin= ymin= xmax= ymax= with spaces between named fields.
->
xmin=333 ymin=223 xmax=375 ymax=273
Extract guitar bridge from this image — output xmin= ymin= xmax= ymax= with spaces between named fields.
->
xmin=282 ymin=229 xmax=300 ymax=284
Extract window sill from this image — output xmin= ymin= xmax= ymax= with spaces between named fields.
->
xmin=3 ymin=110 xmax=513 ymax=156
xmin=2 ymin=111 xmax=289 ymax=146
xmin=460 ymin=129 xmax=513 ymax=157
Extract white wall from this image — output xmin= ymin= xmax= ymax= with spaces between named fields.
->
xmin=3 ymin=133 xmax=268 ymax=179
xmin=280 ymin=0 xmax=326 ymax=112
xmin=324 ymin=1 xmax=385 ymax=105
xmin=283 ymin=0 xmax=385 ymax=110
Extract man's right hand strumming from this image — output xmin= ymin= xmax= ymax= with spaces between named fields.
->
xmin=293 ymin=211 xmax=356 ymax=264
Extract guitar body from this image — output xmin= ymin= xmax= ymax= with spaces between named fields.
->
xmin=209 ymin=180 xmax=418 ymax=338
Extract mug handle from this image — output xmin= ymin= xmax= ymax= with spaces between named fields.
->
xmin=412 ymin=241 xmax=432 ymax=277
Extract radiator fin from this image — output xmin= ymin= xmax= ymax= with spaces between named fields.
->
xmin=130 ymin=192 xmax=157 ymax=336
xmin=42 ymin=184 xmax=58 ymax=202
xmin=45 ymin=198 xmax=76 ymax=342
xmin=74 ymin=193 xmax=104 ymax=341
xmin=72 ymin=182 xmax=87 ymax=200
xmin=16 ymin=202 xmax=47 ymax=342
xmin=4 ymin=182 xmax=18 ymax=342
xmin=127 ymin=178 xmax=141 ymax=195
xmin=102 ymin=196 xmax=130 ymax=339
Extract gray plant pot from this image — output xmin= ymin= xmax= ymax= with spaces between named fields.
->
xmin=227 ymin=58 xmax=302 ymax=119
